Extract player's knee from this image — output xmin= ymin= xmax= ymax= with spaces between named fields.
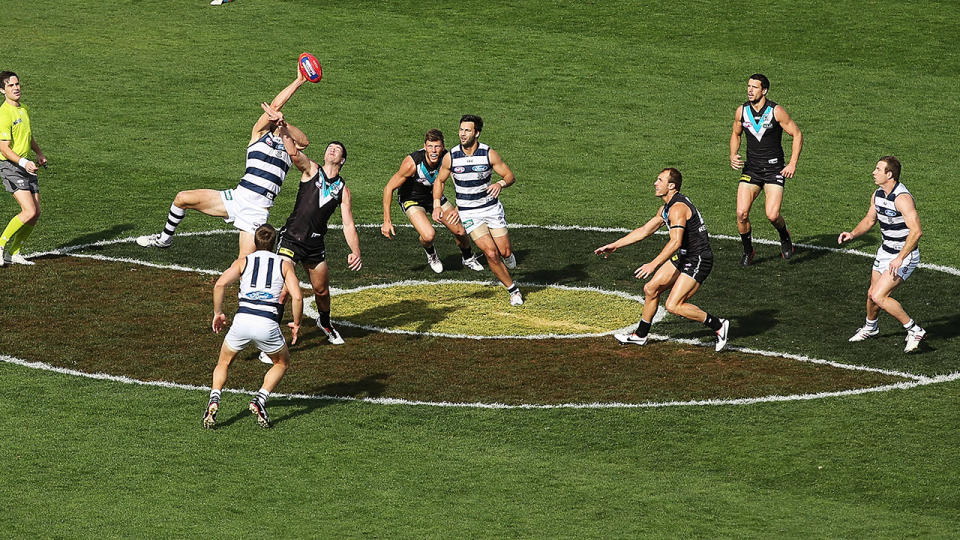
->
xmin=173 ymin=191 xmax=189 ymax=208
xmin=481 ymin=246 xmax=500 ymax=262
xmin=22 ymin=207 xmax=40 ymax=223
xmin=664 ymin=299 xmax=683 ymax=316
xmin=868 ymin=288 xmax=886 ymax=305
xmin=736 ymin=209 xmax=751 ymax=224
xmin=643 ymin=282 xmax=660 ymax=298
xmin=766 ymin=212 xmax=782 ymax=224
xmin=420 ymin=229 xmax=436 ymax=245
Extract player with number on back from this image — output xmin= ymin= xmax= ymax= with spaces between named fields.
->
xmin=137 ymin=59 xmax=318 ymax=258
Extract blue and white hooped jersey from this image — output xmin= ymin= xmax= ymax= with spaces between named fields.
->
xmin=874 ymin=181 xmax=918 ymax=256
xmin=236 ymin=132 xmax=292 ymax=208
xmin=450 ymin=143 xmax=497 ymax=211
xmin=237 ymin=250 xmax=286 ymax=322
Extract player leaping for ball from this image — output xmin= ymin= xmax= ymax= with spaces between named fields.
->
xmin=432 ymin=115 xmax=522 ymax=306
xmin=137 ymin=70 xmax=311 ymax=257
xmin=381 ymin=128 xmax=483 ymax=273
xmin=594 ymin=168 xmax=730 ymax=351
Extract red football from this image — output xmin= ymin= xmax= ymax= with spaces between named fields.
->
xmin=298 ymin=53 xmax=322 ymax=83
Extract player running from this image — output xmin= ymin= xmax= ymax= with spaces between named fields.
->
xmin=381 ymin=129 xmax=482 ymax=273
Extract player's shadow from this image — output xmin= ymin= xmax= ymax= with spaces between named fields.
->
xmin=348 ymin=297 xmax=483 ymax=335
xmin=270 ymin=373 xmax=391 ymax=426
xmin=519 ymin=262 xmax=590 ymax=284
xmin=919 ymin=312 xmax=960 ymax=341
xmin=733 ymin=308 xmax=780 ymax=338
xmin=57 ymin=224 xmax=137 ymax=250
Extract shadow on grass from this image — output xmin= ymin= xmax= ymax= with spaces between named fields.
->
xmin=269 ymin=373 xmax=391 ymax=426
xmin=58 ymin=223 xmax=137 ymax=249
xmin=520 ymin=262 xmax=590 ymax=284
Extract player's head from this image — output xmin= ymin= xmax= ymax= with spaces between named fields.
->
xmin=0 ymin=71 xmax=20 ymax=100
xmin=655 ymin=168 xmax=682 ymax=196
xmin=424 ymin=129 xmax=445 ymax=165
xmin=325 ymin=141 xmax=347 ymax=166
xmin=877 ymin=155 xmax=901 ymax=182
xmin=254 ymin=223 xmax=278 ymax=251
xmin=459 ymin=115 xmax=483 ymax=146
xmin=747 ymin=73 xmax=769 ymax=102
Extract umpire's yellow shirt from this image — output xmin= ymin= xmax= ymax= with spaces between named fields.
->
xmin=0 ymin=101 xmax=32 ymax=160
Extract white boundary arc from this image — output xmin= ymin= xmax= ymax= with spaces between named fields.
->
xmin=4 ymin=224 xmax=959 ymax=409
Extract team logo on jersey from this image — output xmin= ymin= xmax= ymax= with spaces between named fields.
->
xmin=744 ymin=105 xmax=775 ymax=141
xmin=318 ymin=178 xmax=344 ymax=207
xmin=453 ymin=166 xmax=466 ymax=173
xmin=471 ymin=165 xmax=490 ymax=172
xmin=882 ymin=209 xmax=898 ymax=217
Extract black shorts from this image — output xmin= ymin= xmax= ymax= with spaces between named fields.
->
xmin=739 ymin=167 xmax=785 ymax=188
xmin=671 ymin=251 xmax=713 ymax=284
xmin=398 ymin=193 xmax=447 ymax=213
xmin=277 ymin=230 xmax=326 ymax=266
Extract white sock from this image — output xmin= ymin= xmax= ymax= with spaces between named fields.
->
xmin=159 ymin=203 xmax=185 ymax=244
xmin=865 ymin=318 xmax=878 ymax=329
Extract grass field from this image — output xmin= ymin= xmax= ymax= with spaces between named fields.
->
xmin=2 ymin=0 xmax=960 ymax=537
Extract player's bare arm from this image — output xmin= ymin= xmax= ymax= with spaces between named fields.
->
xmin=251 ymin=74 xmax=308 ymax=144
xmin=382 ymin=156 xmax=417 ymax=238
xmin=730 ymin=107 xmax=744 ymax=170
xmin=281 ymin=259 xmax=304 ymax=344
xmin=774 ymin=105 xmax=803 ymax=178
xmin=636 ymin=204 xmax=688 ymax=279
xmin=594 ymin=210 xmax=665 ymax=257
xmin=30 ymin=136 xmax=47 ymax=167
xmin=0 ymin=139 xmax=39 ymax=174
xmin=212 ymin=258 xmax=244 ymax=333
xmin=838 ymin=193 xmax=878 ymax=244
xmin=432 ymin=153 xmax=452 ymax=223
xmin=340 ymin=186 xmax=363 ymax=271
xmin=486 ymin=149 xmax=515 ymax=198
xmin=275 ymin=120 xmax=314 ymax=176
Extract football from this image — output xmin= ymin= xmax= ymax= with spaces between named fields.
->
xmin=298 ymin=53 xmax=322 ymax=83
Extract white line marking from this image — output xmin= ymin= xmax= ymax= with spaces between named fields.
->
xmin=4 ymin=224 xmax=958 ymax=408
xmin=3 ymin=354 xmax=957 ymax=409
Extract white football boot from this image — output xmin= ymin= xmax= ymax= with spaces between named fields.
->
xmin=848 ymin=325 xmax=880 ymax=342
xmin=426 ymin=252 xmax=443 ymax=273
xmin=136 ymin=234 xmax=172 ymax=248
xmin=462 ymin=254 xmax=483 ymax=271
xmin=614 ymin=333 xmax=647 ymax=346
xmin=904 ymin=327 xmax=926 ymax=353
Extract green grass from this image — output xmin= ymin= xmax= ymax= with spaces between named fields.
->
xmin=2 ymin=0 xmax=960 ymax=537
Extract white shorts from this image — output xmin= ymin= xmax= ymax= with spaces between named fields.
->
xmin=220 ymin=189 xmax=269 ymax=235
xmin=458 ymin=201 xmax=507 ymax=235
xmin=223 ymin=313 xmax=286 ymax=354
xmin=873 ymin=247 xmax=919 ymax=280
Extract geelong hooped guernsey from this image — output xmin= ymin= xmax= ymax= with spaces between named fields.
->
xmin=661 ymin=192 xmax=712 ymax=256
xmin=875 ymin=182 xmax=918 ymax=255
xmin=237 ymin=250 xmax=286 ymax=322
xmin=282 ymin=168 xmax=345 ymax=243
xmin=741 ymin=100 xmax=785 ymax=171
xmin=237 ymin=131 xmax=292 ymax=207
xmin=450 ymin=143 xmax=497 ymax=211
xmin=398 ymin=149 xmax=447 ymax=202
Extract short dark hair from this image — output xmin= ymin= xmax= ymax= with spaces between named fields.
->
xmin=879 ymin=155 xmax=901 ymax=181
xmin=460 ymin=114 xmax=483 ymax=133
xmin=0 ymin=71 xmax=18 ymax=87
xmin=749 ymin=73 xmax=770 ymax=90
xmin=662 ymin=167 xmax=683 ymax=191
xmin=425 ymin=129 xmax=444 ymax=144
xmin=328 ymin=140 xmax=347 ymax=163
xmin=254 ymin=223 xmax=278 ymax=251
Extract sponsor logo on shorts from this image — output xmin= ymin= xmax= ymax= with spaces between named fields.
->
xmin=768 ymin=158 xmax=779 ymax=164
xmin=402 ymin=200 xmax=417 ymax=210
xmin=462 ymin=219 xmax=474 ymax=227
xmin=279 ymin=247 xmax=295 ymax=258
xmin=310 ymin=232 xmax=324 ymax=238
xmin=223 ymin=190 xmax=234 ymax=201
xmin=739 ymin=174 xmax=752 ymax=182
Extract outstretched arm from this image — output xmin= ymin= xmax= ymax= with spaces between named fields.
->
xmin=251 ymin=72 xmax=308 ymax=142
xmin=340 ymin=186 xmax=363 ymax=271
xmin=594 ymin=210 xmax=665 ymax=257
xmin=265 ymin=104 xmax=313 ymax=173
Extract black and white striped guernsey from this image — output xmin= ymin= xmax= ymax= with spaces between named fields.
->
xmin=874 ymin=181 xmax=918 ymax=255
xmin=237 ymin=250 xmax=286 ymax=322
xmin=661 ymin=192 xmax=712 ymax=256
xmin=237 ymin=132 xmax=292 ymax=207
xmin=449 ymin=143 xmax=497 ymax=211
